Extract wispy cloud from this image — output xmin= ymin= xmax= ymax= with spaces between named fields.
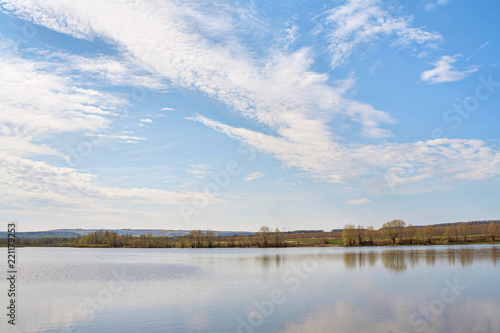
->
xmin=58 ymin=52 xmax=166 ymax=89
xmin=188 ymin=115 xmax=500 ymax=187
xmin=244 ymin=172 xmax=265 ymax=182
xmin=0 ymin=26 xmax=217 ymax=217
xmin=369 ymin=60 xmax=383 ymax=74
xmin=421 ymin=54 xmax=478 ymax=84
xmin=0 ymin=155 xmax=220 ymax=214
xmin=424 ymin=0 xmax=452 ymax=11
xmin=0 ymin=0 xmax=395 ymax=144
xmin=140 ymin=118 xmax=153 ymax=123
xmin=0 ymin=38 xmax=122 ymax=154
xmin=2 ymin=0 xmax=499 ymax=204
xmin=322 ymin=0 xmax=443 ymax=68
xmin=185 ymin=164 xmax=214 ymax=179
xmin=161 ymin=107 xmax=176 ymax=111
xmin=479 ymin=41 xmax=490 ymax=50
xmin=86 ymin=133 xmax=147 ymax=141
xmin=343 ymin=198 xmax=371 ymax=205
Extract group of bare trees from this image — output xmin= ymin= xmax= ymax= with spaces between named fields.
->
xmin=182 ymin=227 xmax=286 ymax=248
xmin=77 ymin=230 xmax=173 ymax=248
xmin=377 ymin=219 xmax=433 ymax=245
xmin=186 ymin=230 xmax=216 ymax=248
xmin=445 ymin=221 xmax=499 ymax=243
xmin=255 ymin=226 xmax=285 ymax=247
xmin=6 ymin=227 xmax=289 ymax=248
xmin=342 ymin=224 xmax=376 ymax=246
xmin=343 ymin=220 xmax=500 ymax=246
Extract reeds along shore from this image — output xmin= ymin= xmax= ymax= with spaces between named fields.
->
xmin=1 ymin=221 xmax=499 ymax=248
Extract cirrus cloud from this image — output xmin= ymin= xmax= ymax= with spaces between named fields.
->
xmin=421 ymin=54 xmax=478 ymax=84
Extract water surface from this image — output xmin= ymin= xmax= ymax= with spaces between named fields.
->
xmin=1 ymin=245 xmax=499 ymax=332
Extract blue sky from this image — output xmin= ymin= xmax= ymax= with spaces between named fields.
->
xmin=0 ymin=0 xmax=499 ymax=232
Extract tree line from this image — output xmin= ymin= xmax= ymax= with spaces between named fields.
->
xmin=0 ymin=226 xmax=288 ymax=248
xmin=342 ymin=220 xmax=500 ymax=246
xmin=2 ymin=222 xmax=498 ymax=248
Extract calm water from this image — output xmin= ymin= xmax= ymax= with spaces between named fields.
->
xmin=1 ymin=245 xmax=499 ymax=333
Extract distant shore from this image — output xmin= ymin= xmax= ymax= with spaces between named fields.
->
xmin=2 ymin=221 xmax=499 ymax=248
xmin=2 ymin=233 xmax=498 ymax=248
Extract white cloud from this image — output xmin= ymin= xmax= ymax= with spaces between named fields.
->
xmin=0 ymin=0 xmax=395 ymax=146
xmin=161 ymin=107 xmax=176 ymax=111
xmin=421 ymin=55 xmax=478 ymax=84
xmin=244 ymin=172 xmax=265 ymax=182
xmin=369 ymin=60 xmax=383 ymax=74
xmin=343 ymin=198 xmax=371 ymax=205
xmin=424 ymin=0 xmax=452 ymax=11
xmin=0 ymin=154 xmax=219 ymax=213
xmin=0 ymin=30 xmax=218 ymax=218
xmin=188 ymin=115 xmax=500 ymax=187
xmin=63 ymin=53 xmax=166 ymax=89
xmin=0 ymin=0 xmax=96 ymax=40
xmin=140 ymin=118 xmax=153 ymax=123
xmin=2 ymin=0 xmax=500 ymax=198
xmin=0 ymin=38 xmax=123 ymax=153
xmin=185 ymin=164 xmax=214 ymax=179
xmin=86 ymin=133 xmax=147 ymax=142
xmin=479 ymin=41 xmax=490 ymax=50
xmin=322 ymin=0 xmax=443 ymax=68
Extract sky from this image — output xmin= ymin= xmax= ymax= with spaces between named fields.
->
xmin=0 ymin=0 xmax=499 ymax=232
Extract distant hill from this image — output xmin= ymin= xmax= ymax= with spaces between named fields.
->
xmin=0 ymin=229 xmax=255 ymax=239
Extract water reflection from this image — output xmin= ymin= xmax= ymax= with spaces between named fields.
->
xmin=447 ymin=248 xmax=456 ymax=265
xmin=343 ymin=252 xmax=378 ymax=270
xmin=263 ymin=254 xmax=284 ymax=268
xmin=492 ymin=246 xmax=500 ymax=265
xmin=425 ymin=249 xmax=436 ymax=266
xmin=381 ymin=251 xmax=407 ymax=273
xmin=340 ymin=246 xmax=500 ymax=273
xmin=3 ymin=245 xmax=499 ymax=333
xmin=459 ymin=248 xmax=475 ymax=267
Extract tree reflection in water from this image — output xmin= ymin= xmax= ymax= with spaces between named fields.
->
xmin=343 ymin=251 xmax=379 ymax=270
xmin=382 ymin=251 xmax=407 ymax=273
xmin=340 ymin=246 xmax=500 ymax=273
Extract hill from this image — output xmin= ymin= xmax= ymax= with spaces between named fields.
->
xmin=0 ymin=228 xmax=255 ymax=239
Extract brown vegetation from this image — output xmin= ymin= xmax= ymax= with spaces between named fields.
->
xmin=2 ymin=221 xmax=499 ymax=249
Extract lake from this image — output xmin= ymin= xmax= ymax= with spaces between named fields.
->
xmin=1 ymin=245 xmax=499 ymax=332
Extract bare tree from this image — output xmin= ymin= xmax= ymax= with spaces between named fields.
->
xmin=355 ymin=225 xmax=365 ymax=245
xmin=206 ymin=230 xmax=215 ymax=248
xmin=457 ymin=223 xmax=472 ymax=242
xmin=366 ymin=226 xmax=375 ymax=245
xmin=489 ymin=222 xmax=499 ymax=241
xmin=236 ymin=235 xmax=251 ymax=247
xmin=422 ymin=225 xmax=434 ymax=244
xmin=188 ymin=230 xmax=205 ymax=248
xmin=444 ymin=225 xmax=456 ymax=243
xmin=256 ymin=226 xmax=271 ymax=247
xmin=342 ymin=224 xmax=356 ymax=246
xmin=405 ymin=224 xmax=417 ymax=245
xmin=381 ymin=219 xmax=406 ymax=244
xmin=179 ymin=237 xmax=188 ymax=248
xmin=273 ymin=228 xmax=284 ymax=247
